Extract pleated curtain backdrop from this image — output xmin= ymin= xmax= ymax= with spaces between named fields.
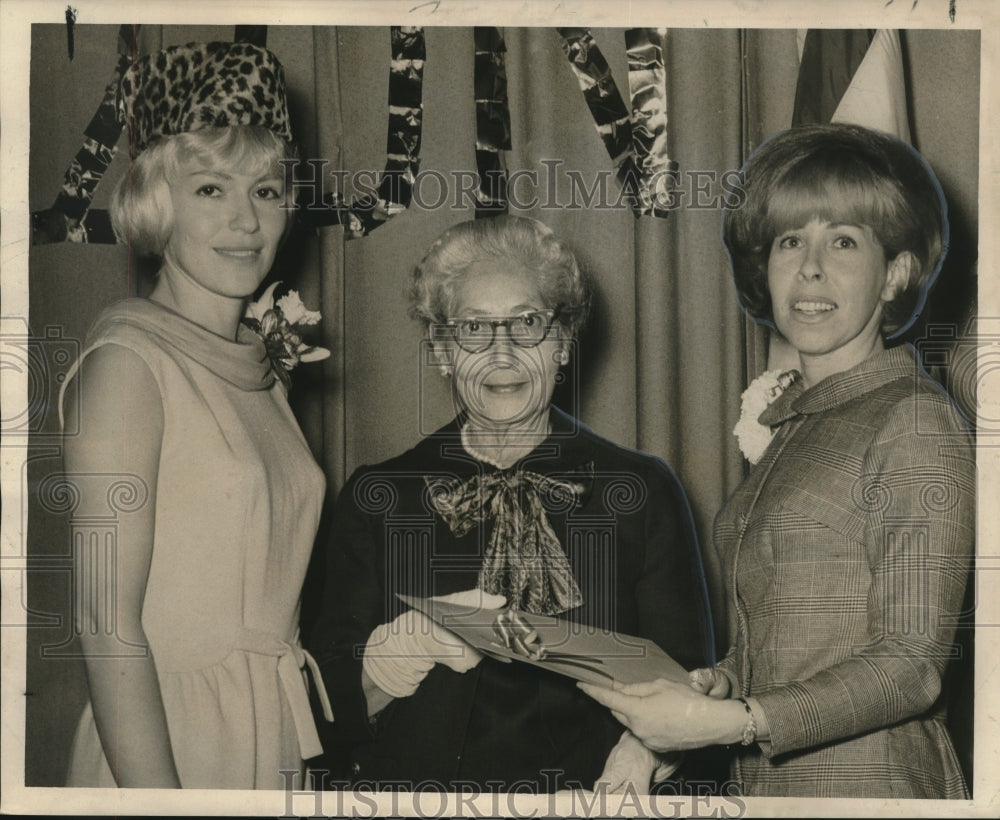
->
xmin=17 ymin=26 xmax=810 ymax=783
xmin=24 ymin=23 xmax=979 ymax=787
xmin=292 ymin=27 xmax=750 ymax=642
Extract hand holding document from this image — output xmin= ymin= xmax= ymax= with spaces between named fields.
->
xmin=397 ymin=593 xmax=688 ymax=689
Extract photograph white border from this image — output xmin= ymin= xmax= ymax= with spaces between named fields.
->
xmin=2 ymin=0 xmax=997 ymax=816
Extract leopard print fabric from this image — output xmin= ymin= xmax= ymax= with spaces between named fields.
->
xmin=116 ymin=41 xmax=292 ymax=155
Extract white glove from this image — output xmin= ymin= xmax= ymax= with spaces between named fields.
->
xmin=652 ymin=751 xmax=684 ymax=783
xmin=592 ymin=730 xmax=654 ymax=794
xmin=594 ymin=730 xmax=684 ymax=794
xmin=688 ymin=666 xmax=731 ymax=699
xmin=363 ymin=588 xmax=506 ymax=699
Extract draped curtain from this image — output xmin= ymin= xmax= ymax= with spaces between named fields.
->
xmin=293 ymin=27 xmax=749 ymax=638
xmin=23 ymin=23 xmax=978 ymax=787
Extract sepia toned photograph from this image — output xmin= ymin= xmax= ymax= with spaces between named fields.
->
xmin=1 ymin=0 xmax=996 ymax=816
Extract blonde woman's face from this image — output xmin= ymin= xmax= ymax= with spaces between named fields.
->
xmin=438 ymin=260 xmax=568 ymax=431
xmin=162 ymin=154 xmax=288 ymax=299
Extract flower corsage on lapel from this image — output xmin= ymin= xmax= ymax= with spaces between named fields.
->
xmin=242 ymin=281 xmax=330 ymax=389
xmin=733 ymin=369 xmax=799 ymax=465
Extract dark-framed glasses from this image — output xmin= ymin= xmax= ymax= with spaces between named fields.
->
xmin=442 ymin=307 xmax=561 ymax=353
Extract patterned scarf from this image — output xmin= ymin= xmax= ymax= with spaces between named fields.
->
xmin=425 ymin=463 xmax=593 ymax=615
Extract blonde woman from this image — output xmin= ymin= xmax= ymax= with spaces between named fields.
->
xmin=61 ymin=42 xmax=331 ymax=789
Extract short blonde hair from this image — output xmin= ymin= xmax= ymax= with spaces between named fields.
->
xmin=109 ymin=125 xmax=296 ymax=257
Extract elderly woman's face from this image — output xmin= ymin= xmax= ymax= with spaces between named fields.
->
xmin=441 ymin=259 xmax=567 ymax=430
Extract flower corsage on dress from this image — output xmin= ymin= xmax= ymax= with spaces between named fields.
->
xmin=243 ymin=282 xmax=330 ymax=389
xmin=733 ymin=369 xmax=799 ymax=465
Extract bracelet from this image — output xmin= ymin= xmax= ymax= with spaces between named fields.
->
xmin=736 ymin=697 xmax=758 ymax=746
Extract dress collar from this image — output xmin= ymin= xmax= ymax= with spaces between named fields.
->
xmin=88 ymin=298 xmax=275 ymax=391
xmin=759 ymin=345 xmax=919 ymax=427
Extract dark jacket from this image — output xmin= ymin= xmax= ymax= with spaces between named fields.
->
xmin=308 ymin=407 xmax=715 ymax=791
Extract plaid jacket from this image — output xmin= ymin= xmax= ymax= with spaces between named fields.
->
xmin=715 ymin=345 xmax=974 ymax=798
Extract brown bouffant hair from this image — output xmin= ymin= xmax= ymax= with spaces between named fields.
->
xmin=723 ymin=123 xmax=947 ymax=337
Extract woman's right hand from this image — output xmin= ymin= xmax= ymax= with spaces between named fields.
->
xmin=362 ymin=588 xmax=506 ymax=709
xmin=578 ymin=677 xmax=751 ymax=753
xmin=688 ymin=667 xmax=731 ymax=699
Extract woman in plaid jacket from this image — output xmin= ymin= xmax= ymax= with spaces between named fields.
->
xmin=581 ymin=124 xmax=974 ymax=798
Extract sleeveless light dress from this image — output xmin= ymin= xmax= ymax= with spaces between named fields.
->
xmin=63 ymin=298 xmax=332 ymax=789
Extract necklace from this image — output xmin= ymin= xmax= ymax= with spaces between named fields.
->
xmin=460 ymin=423 xmax=551 ymax=469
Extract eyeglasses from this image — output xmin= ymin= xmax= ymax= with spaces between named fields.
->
xmin=441 ymin=308 xmax=561 ymax=353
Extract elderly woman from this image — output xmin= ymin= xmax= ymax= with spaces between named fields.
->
xmin=308 ymin=215 xmax=715 ymax=792
xmin=581 ymin=124 xmax=974 ymax=798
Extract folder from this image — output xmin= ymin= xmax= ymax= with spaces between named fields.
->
xmin=397 ymin=593 xmax=689 ymax=689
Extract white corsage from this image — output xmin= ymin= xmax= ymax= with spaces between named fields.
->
xmin=275 ymin=289 xmax=322 ymax=326
xmin=242 ymin=281 xmax=330 ymax=388
xmin=733 ymin=369 xmax=799 ymax=465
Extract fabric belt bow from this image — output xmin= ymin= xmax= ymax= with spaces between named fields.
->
xmin=425 ymin=462 xmax=593 ymax=615
xmin=234 ymin=627 xmax=334 ymax=761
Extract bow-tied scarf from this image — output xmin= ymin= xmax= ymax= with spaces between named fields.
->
xmin=425 ymin=463 xmax=594 ymax=615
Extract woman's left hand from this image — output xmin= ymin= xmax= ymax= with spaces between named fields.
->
xmin=578 ymin=678 xmax=746 ymax=753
